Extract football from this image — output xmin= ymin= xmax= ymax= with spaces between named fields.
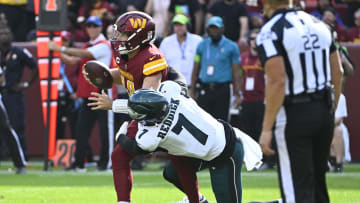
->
xmin=83 ymin=60 xmax=113 ymax=89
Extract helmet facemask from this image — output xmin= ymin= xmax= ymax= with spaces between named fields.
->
xmin=110 ymin=24 xmax=139 ymax=55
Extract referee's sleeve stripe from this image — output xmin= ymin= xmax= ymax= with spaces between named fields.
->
xmin=263 ymin=39 xmax=278 ymax=58
xmin=256 ymin=45 xmax=267 ymax=67
xmin=257 ymin=44 xmax=281 ymax=68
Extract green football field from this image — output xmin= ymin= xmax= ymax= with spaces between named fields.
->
xmin=0 ymin=161 xmax=359 ymax=203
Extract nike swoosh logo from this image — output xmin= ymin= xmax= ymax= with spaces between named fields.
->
xmin=149 ymin=56 xmax=156 ymax=61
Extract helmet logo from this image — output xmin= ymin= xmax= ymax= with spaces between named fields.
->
xmin=129 ymin=18 xmax=147 ymax=29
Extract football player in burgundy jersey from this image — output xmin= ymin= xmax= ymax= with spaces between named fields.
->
xmin=85 ymin=11 xmax=205 ymax=203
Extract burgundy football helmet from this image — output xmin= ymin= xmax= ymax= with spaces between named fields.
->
xmin=111 ymin=11 xmax=155 ymax=57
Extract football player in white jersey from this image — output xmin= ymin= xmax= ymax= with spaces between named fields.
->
xmin=116 ymin=81 xmax=262 ymax=203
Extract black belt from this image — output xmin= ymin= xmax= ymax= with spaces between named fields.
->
xmin=199 ymin=82 xmax=230 ymax=91
xmin=284 ymin=90 xmax=327 ymax=105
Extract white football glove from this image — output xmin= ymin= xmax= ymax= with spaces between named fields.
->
xmin=115 ymin=121 xmax=128 ymax=143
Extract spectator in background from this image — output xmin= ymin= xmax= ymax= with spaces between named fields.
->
xmin=344 ymin=0 xmax=360 ymax=28
xmin=249 ymin=13 xmax=264 ymax=30
xmin=239 ymin=29 xmax=264 ymax=145
xmin=67 ymin=12 xmax=89 ymax=42
xmin=240 ymin=0 xmax=263 ymax=14
xmin=329 ymin=31 xmax=354 ymax=172
xmin=49 ymin=16 xmax=114 ymax=171
xmin=311 ymin=0 xmax=345 ymax=27
xmin=167 ymin=0 xmax=203 ymax=36
xmin=145 ymin=0 xmax=170 ymax=38
xmin=348 ymin=8 xmax=360 ymax=42
xmin=239 ymin=29 xmax=274 ymax=170
xmin=0 ymin=23 xmax=38 ymax=162
xmin=330 ymin=94 xmax=347 ymax=173
xmin=77 ymin=0 xmax=115 ymax=33
xmin=56 ymin=31 xmax=80 ymax=139
xmin=160 ymin=14 xmax=202 ymax=86
xmin=190 ymin=16 xmax=241 ymax=121
xmin=67 ymin=0 xmax=83 ymax=15
xmin=323 ymin=7 xmax=348 ymax=42
xmin=208 ymin=0 xmax=249 ymax=44
xmin=0 ymin=0 xmax=29 ymax=41
xmin=117 ymin=0 xmax=148 ymax=14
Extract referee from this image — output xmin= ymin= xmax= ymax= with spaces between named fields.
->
xmin=252 ymin=0 xmax=343 ymax=203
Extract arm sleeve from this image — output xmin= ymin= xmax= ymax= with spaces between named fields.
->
xmin=117 ymin=134 xmax=150 ymax=155
xmin=256 ymin=29 xmax=283 ymax=67
xmin=143 ymin=54 xmax=167 ymax=76
xmin=136 ymin=128 xmax=162 ymax=152
xmin=87 ymin=43 xmax=112 ymax=66
xmin=329 ymin=38 xmax=337 ymax=54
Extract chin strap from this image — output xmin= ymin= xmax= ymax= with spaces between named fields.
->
xmin=112 ymin=99 xmax=128 ymax=114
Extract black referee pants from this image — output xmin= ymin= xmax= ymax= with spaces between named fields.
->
xmin=74 ymin=99 xmax=114 ymax=169
xmin=274 ymin=100 xmax=333 ymax=203
xmin=0 ymin=97 xmax=26 ymax=168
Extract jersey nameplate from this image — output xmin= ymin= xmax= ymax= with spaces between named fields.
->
xmin=157 ymin=98 xmax=180 ymax=139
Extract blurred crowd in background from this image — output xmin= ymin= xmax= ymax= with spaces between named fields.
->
xmin=0 ymin=0 xmax=357 ymax=173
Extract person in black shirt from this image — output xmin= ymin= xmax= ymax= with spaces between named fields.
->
xmin=208 ymin=0 xmax=248 ymax=43
xmin=0 ymin=23 xmax=38 ymax=161
xmin=168 ymin=0 xmax=203 ymax=35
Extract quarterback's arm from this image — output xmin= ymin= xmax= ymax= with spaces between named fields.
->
xmin=110 ymin=71 xmax=162 ymax=113
xmin=142 ymin=72 xmax=162 ymax=89
xmin=110 ymin=68 xmax=123 ymax=85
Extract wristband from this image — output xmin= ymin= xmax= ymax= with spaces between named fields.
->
xmin=60 ymin=46 xmax=66 ymax=53
xmin=112 ymin=99 xmax=128 ymax=114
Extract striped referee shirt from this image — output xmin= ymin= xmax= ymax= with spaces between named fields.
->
xmin=256 ymin=8 xmax=337 ymax=96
